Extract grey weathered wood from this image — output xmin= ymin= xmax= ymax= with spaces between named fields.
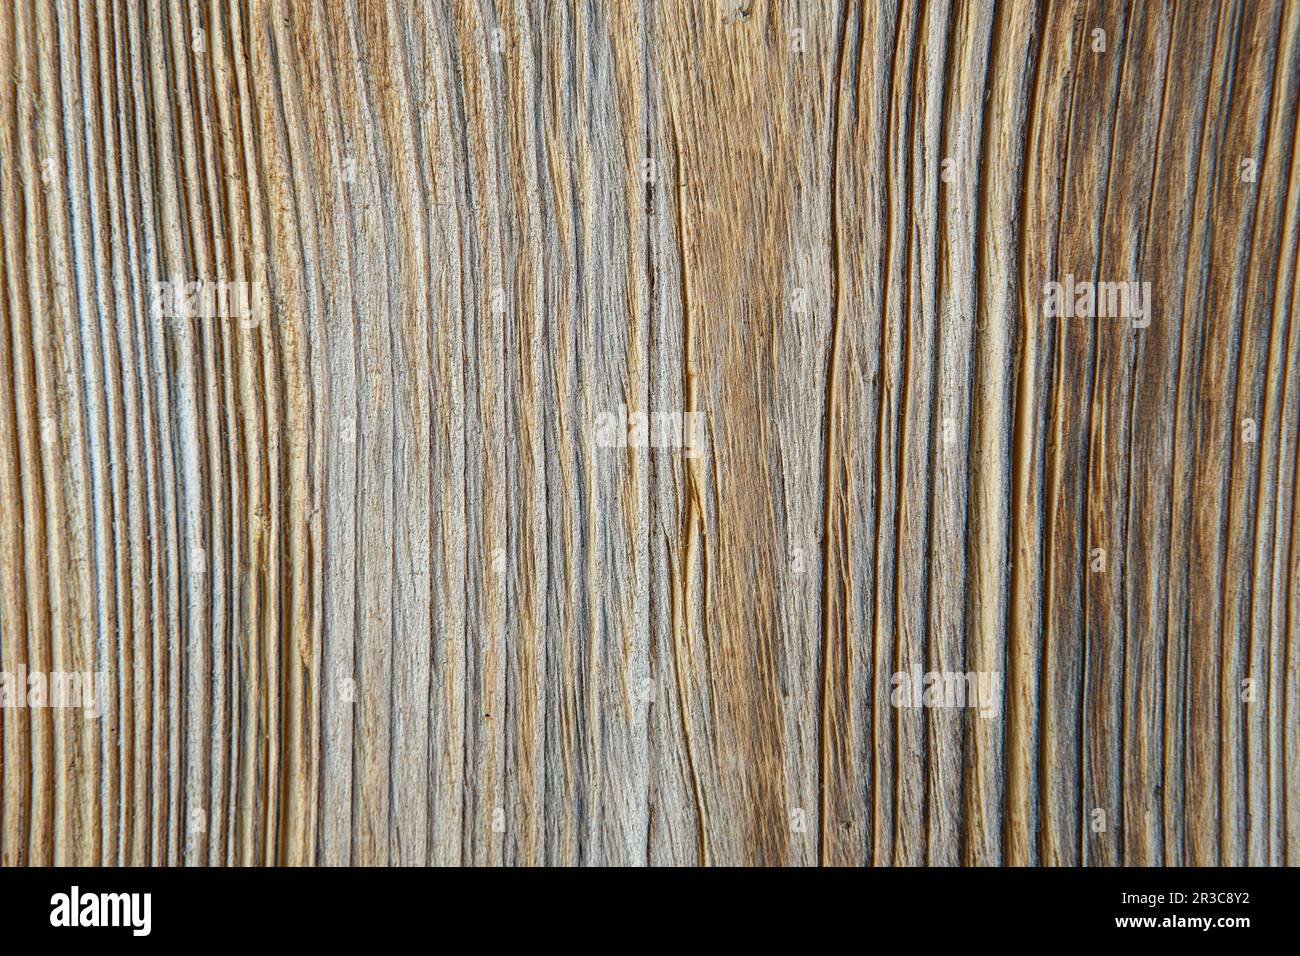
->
xmin=0 ymin=0 xmax=1297 ymax=867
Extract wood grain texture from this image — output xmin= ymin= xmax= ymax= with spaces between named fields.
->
xmin=1 ymin=0 xmax=1298 ymax=867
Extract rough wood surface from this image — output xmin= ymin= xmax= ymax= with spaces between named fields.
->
xmin=1 ymin=0 xmax=1298 ymax=866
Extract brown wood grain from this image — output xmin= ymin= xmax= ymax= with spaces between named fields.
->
xmin=0 ymin=0 xmax=1297 ymax=866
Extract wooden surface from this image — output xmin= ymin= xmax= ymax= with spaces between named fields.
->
xmin=1 ymin=0 xmax=1298 ymax=866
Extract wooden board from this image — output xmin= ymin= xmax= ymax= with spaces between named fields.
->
xmin=0 ymin=0 xmax=1297 ymax=866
